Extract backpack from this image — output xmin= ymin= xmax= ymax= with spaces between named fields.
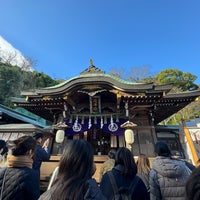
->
xmin=107 ymin=171 xmax=140 ymax=200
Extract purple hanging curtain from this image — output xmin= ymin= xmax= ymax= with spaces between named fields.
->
xmin=64 ymin=118 xmax=127 ymax=136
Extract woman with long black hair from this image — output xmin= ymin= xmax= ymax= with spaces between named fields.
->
xmin=100 ymin=147 xmax=148 ymax=200
xmin=39 ymin=139 xmax=106 ymax=200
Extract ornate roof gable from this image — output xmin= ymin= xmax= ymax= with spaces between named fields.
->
xmin=80 ymin=59 xmax=105 ymax=75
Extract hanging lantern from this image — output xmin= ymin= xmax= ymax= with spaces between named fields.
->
xmin=124 ymin=129 xmax=134 ymax=144
xmin=56 ymin=129 xmax=65 ymax=143
xmin=121 ymin=121 xmax=137 ymax=149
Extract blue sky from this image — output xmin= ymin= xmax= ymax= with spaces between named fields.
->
xmin=0 ymin=0 xmax=200 ymax=84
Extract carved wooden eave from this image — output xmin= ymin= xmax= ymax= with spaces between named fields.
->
xmin=153 ymin=90 xmax=200 ymax=124
xmin=12 ymin=64 xmax=200 ymax=125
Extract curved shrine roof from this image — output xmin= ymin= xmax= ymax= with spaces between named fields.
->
xmin=13 ymin=64 xmax=200 ymax=125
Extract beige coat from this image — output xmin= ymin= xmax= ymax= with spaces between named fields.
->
xmin=99 ymin=158 xmax=115 ymax=181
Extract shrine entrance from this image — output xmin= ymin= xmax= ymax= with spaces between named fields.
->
xmin=87 ymin=128 xmax=111 ymax=155
xmin=68 ymin=127 xmax=125 ymax=155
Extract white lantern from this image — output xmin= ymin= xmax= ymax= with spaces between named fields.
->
xmin=121 ymin=121 xmax=137 ymax=150
xmin=124 ymin=129 xmax=134 ymax=145
xmin=56 ymin=129 xmax=65 ymax=143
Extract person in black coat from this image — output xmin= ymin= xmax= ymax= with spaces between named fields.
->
xmin=32 ymin=132 xmax=50 ymax=175
xmin=0 ymin=136 xmax=40 ymax=200
xmin=100 ymin=147 xmax=149 ymax=200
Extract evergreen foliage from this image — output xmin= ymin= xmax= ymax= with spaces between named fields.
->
xmin=0 ymin=63 xmax=59 ymax=106
xmin=155 ymin=69 xmax=198 ymax=91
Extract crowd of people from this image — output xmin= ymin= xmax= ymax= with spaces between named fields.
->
xmin=0 ymin=135 xmax=200 ymax=200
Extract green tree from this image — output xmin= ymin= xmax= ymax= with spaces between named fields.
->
xmin=32 ymin=71 xmax=58 ymax=88
xmin=155 ymin=69 xmax=198 ymax=91
xmin=0 ymin=63 xmax=59 ymax=106
xmin=0 ymin=64 xmax=22 ymax=105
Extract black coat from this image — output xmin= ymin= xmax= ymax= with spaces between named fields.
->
xmin=0 ymin=167 xmax=40 ymax=200
xmin=32 ymin=145 xmax=50 ymax=172
xmin=100 ymin=167 xmax=149 ymax=200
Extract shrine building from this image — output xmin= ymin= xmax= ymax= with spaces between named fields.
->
xmin=13 ymin=62 xmax=200 ymax=158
